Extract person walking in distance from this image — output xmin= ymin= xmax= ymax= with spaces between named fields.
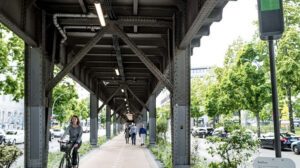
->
xmin=139 ymin=124 xmax=147 ymax=146
xmin=130 ymin=123 xmax=137 ymax=145
xmin=124 ymin=125 xmax=130 ymax=144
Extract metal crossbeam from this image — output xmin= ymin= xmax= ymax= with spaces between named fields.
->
xmin=0 ymin=13 xmax=37 ymax=46
xmin=111 ymin=102 xmax=126 ymax=118
xmin=78 ymin=0 xmax=87 ymax=13
xmin=179 ymin=0 xmax=218 ymax=49
xmin=46 ymin=27 xmax=108 ymax=93
xmin=97 ymin=86 xmax=122 ymax=113
xmin=126 ymin=85 xmax=149 ymax=111
xmin=110 ymin=23 xmax=173 ymax=91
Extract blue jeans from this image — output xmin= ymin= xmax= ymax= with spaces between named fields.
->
xmin=131 ymin=133 xmax=136 ymax=145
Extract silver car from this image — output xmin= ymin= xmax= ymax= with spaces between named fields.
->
xmin=291 ymin=141 xmax=300 ymax=154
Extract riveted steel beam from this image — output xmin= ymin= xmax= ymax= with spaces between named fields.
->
xmin=149 ymin=94 xmax=156 ymax=145
xmin=0 ymin=12 xmax=37 ymax=46
xmin=110 ymin=23 xmax=173 ymax=91
xmin=106 ymin=106 xmax=111 ymax=140
xmin=90 ymin=93 xmax=98 ymax=147
xmin=111 ymin=102 xmax=126 ymax=118
xmin=46 ymin=26 xmax=108 ymax=93
xmin=179 ymin=0 xmax=218 ymax=49
xmin=97 ymin=86 xmax=122 ymax=113
xmin=25 ymin=46 xmax=48 ymax=167
xmin=126 ymin=85 xmax=149 ymax=111
xmin=78 ymin=0 xmax=87 ymax=13
xmin=172 ymin=48 xmax=191 ymax=167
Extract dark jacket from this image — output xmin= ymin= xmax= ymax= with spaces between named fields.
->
xmin=139 ymin=127 xmax=147 ymax=136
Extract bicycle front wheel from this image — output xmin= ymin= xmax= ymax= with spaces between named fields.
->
xmin=59 ymin=154 xmax=68 ymax=168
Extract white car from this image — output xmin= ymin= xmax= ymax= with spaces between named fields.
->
xmin=82 ymin=126 xmax=90 ymax=133
xmin=5 ymin=130 xmax=24 ymax=144
xmin=51 ymin=129 xmax=64 ymax=138
xmin=0 ymin=129 xmax=6 ymax=144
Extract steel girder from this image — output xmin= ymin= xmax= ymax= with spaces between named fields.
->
xmin=109 ymin=23 xmax=173 ymax=92
xmin=24 ymin=46 xmax=49 ymax=167
xmin=90 ymin=93 xmax=98 ymax=147
xmin=113 ymin=112 xmax=117 ymax=136
xmin=126 ymin=85 xmax=149 ymax=111
xmin=46 ymin=26 xmax=109 ymax=93
xmin=172 ymin=48 xmax=191 ymax=167
xmin=106 ymin=106 xmax=111 ymax=140
xmin=97 ymin=86 xmax=122 ymax=113
xmin=148 ymin=94 xmax=156 ymax=145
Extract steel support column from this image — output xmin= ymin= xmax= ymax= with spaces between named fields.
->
xmin=142 ymin=108 xmax=148 ymax=128
xmin=149 ymin=94 xmax=156 ymax=145
xmin=171 ymin=48 xmax=190 ymax=167
xmin=24 ymin=46 xmax=48 ymax=167
xmin=90 ymin=93 xmax=98 ymax=147
xmin=113 ymin=112 xmax=117 ymax=136
xmin=106 ymin=106 xmax=111 ymax=140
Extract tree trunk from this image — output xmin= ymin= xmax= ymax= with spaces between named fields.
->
xmin=213 ymin=116 xmax=216 ymax=128
xmin=287 ymin=86 xmax=295 ymax=133
xmin=238 ymin=110 xmax=241 ymax=125
xmin=256 ymin=113 xmax=261 ymax=138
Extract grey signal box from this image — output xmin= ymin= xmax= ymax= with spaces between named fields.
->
xmin=257 ymin=0 xmax=284 ymax=40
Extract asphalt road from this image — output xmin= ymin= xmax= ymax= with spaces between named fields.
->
xmin=193 ymin=137 xmax=300 ymax=168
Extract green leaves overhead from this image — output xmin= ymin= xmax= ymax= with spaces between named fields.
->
xmin=0 ymin=23 xmax=24 ymax=101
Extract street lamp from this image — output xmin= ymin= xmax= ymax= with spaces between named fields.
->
xmin=51 ymin=94 xmax=65 ymax=126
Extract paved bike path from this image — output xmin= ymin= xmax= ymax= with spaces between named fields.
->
xmin=79 ymin=134 xmax=160 ymax=168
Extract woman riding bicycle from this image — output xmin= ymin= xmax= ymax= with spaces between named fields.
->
xmin=61 ymin=115 xmax=83 ymax=167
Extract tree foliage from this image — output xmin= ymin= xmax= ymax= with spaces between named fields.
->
xmin=52 ymin=81 xmax=89 ymax=125
xmin=191 ymin=77 xmax=207 ymax=118
xmin=156 ymin=104 xmax=170 ymax=139
xmin=0 ymin=23 xmax=24 ymax=101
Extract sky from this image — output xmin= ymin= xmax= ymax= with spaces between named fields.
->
xmin=191 ymin=0 xmax=258 ymax=68
xmin=78 ymin=0 xmax=259 ymax=99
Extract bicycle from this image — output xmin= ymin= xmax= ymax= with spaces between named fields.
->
xmin=58 ymin=140 xmax=80 ymax=168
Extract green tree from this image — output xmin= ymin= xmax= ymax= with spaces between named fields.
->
xmin=283 ymin=0 xmax=300 ymax=28
xmin=0 ymin=23 xmax=24 ymax=101
xmin=276 ymin=28 xmax=300 ymax=133
xmin=156 ymin=104 xmax=169 ymax=139
xmin=191 ymin=77 xmax=207 ymax=118
xmin=235 ymin=43 xmax=271 ymax=137
xmin=52 ymin=82 xmax=79 ymax=125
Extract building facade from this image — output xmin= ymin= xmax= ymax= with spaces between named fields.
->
xmin=0 ymin=95 xmax=24 ymax=130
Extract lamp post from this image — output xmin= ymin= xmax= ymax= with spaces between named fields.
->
xmin=50 ymin=94 xmax=65 ymax=127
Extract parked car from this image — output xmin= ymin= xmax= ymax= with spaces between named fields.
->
xmin=294 ymin=120 xmax=300 ymax=127
xmin=51 ymin=129 xmax=64 ymax=138
xmin=260 ymin=132 xmax=300 ymax=150
xmin=5 ymin=130 xmax=24 ymax=144
xmin=192 ymin=127 xmax=214 ymax=138
xmin=212 ymin=127 xmax=228 ymax=138
xmin=0 ymin=129 xmax=6 ymax=144
xmin=291 ymin=141 xmax=300 ymax=154
xmin=82 ymin=126 xmax=90 ymax=133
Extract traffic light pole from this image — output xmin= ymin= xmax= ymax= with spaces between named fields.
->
xmin=268 ymin=38 xmax=281 ymax=158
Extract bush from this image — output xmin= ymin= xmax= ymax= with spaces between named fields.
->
xmin=206 ymin=127 xmax=259 ymax=168
xmin=0 ymin=145 xmax=23 ymax=168
xmin=149 ymin=138 xmax=172 ymax=168
xmin=191 ymin=139 xmax=208 ymax=168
